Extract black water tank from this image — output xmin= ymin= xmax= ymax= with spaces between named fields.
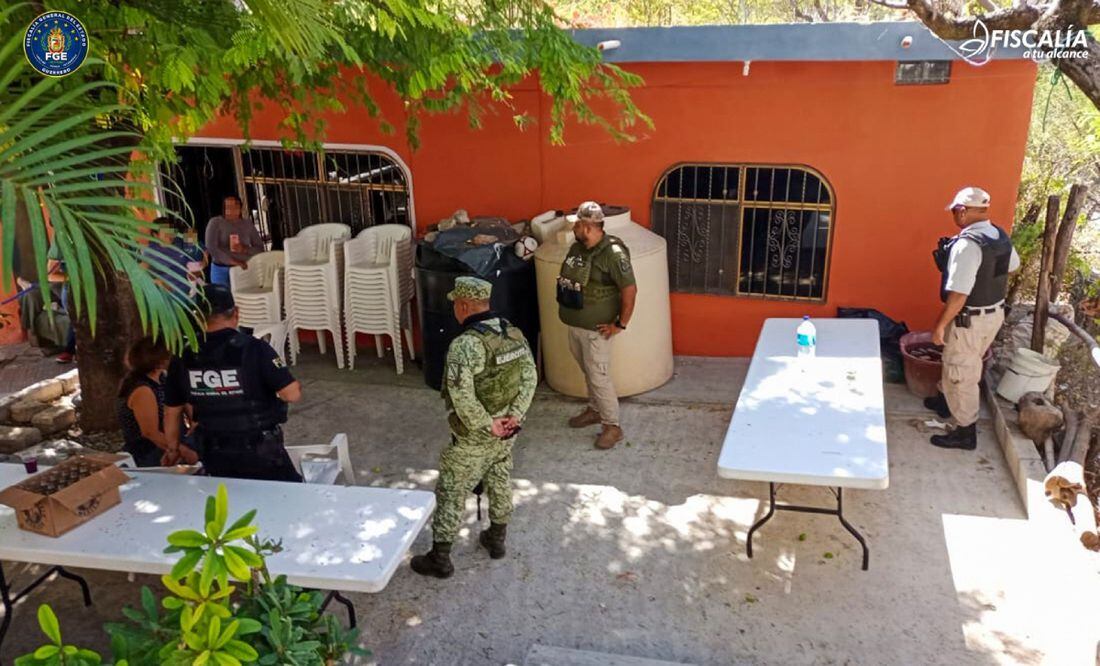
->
xmin=416 ymin=243 xmax=540 ymax=390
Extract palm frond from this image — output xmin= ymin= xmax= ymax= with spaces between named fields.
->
xmin=0 ymin=28 xmax=200 ymax=350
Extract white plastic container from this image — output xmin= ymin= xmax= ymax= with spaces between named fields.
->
xmin=995 ymin=347 xmax=1061 ymax=402
xmin=533 ymin=206 xmax=674 ymax=398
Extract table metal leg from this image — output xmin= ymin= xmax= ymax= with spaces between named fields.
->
xmin=743 ymin=484 xmax=870 ymax=571
xmin=745 ymin=482 xmax=777 ymax=559
xmin=835 ymin=489 xmax=870 ymax=571
xmin=0 ymin=562 xmax=94 ymax=650
xmin=320 ymin=590 xmax=357 ymax=628
xmin=1 ymin=563 xmax=13 ymax=652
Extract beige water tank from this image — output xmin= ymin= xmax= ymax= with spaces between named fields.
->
xmin=534 ymin=206 xmax=674 ymax=397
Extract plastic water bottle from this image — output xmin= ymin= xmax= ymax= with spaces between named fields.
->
xmin=796 ymin=315 xmax=817 ymax=359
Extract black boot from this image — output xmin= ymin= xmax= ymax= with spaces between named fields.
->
xmin=930 ymin=423 xmax=977 ymax=450
xmin=923 ymin=392 xmax=952 ymax=419
xmin=478 ymin=522 xmax=507 ymax=559
xmin=410 ymin=542 xmax=454 ymax=578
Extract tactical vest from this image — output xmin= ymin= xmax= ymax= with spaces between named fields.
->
xmin=558 ymin=236 xmax=629 ymax=306
xmin=442 ymin=317 xmax=530 ymax=437
xmin=935 ymin=225 xmax=1013 ymax=307
xmin=183 ymin=331 xmax=286 ymax=434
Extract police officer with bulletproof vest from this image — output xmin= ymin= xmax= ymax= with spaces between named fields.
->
xmin=925 ymin=187 xmax=1020 ymax=450
xmin=162 ymin=284 xmax=304 ymax=481
xmin=410 ymin=277 xmax=537 ymax=579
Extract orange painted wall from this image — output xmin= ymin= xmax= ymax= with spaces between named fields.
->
xmin=197 ymin=59 xmax=1036 ymax=356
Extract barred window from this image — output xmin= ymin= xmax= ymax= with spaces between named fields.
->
xmin=160 ymin=145 xmax=411 ymax=251
xmin=651 ymin=164 xmax=834 ymax=301
xmin=240 ymin=148 xmax=410 ymax=248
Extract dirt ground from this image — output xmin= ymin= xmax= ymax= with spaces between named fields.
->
xmin=2 ymin=352 xmax=1099 ymax=665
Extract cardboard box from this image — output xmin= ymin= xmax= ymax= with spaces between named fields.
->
xmin=0 ymin=453 xmax=130 ymax=537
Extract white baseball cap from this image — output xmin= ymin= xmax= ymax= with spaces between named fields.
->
xmin=566 ymin=201 xmax=604 ymax=224
xmin=946 ymin=186 xmax=991 ymax=210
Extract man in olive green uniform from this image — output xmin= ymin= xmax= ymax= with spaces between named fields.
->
xmin=411 ymin=277 xmax=538 ymax=579
xmin=558 ymin=201 xmax=638 ymax=450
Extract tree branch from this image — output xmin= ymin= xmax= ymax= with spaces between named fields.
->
xmin=900 ymin=0 xmax=1044 ymax=38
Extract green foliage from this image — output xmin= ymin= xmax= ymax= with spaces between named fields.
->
xmin=14 ymin=605 xmax=114 ymax=666
xmin=16 ymin=485 xmax=367 ymax=666
xmin=1011 ymin=65 xmax=1099 ymax=302
xmin=549 ymin=0 xmax=895 ymax=27
xmin=0 ymin=5 xmax=202 ymax=350
xmin=0 ymin=0 xmax=647 ymax=350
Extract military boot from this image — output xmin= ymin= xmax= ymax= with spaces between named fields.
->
xmin=478 ymin=522 xmax=508 ymax=559
xmin=923 ymin=392 xmax=951 ymax=419
xmin=410 ymin=542 xmax=454 ymax=578
xmin=930 ymin=423 xmax=977 ymax=451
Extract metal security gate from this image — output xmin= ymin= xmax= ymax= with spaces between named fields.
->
xmin=239 ymin=147 xmax=411 ymax=249
xmin=652 ymin=164 xmax=834 ymax=301
xmin=159 ymin=142 xmax=413 ymax=250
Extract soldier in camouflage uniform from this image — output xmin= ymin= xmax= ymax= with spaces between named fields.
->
xmin=410 ymin=276 xmax=538 ymax=579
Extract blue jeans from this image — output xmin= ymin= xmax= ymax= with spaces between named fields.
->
xmin=60 ymin=284 xmax=76 ymax=354
xmin=210 ymin=263 xmax=231 ymax=286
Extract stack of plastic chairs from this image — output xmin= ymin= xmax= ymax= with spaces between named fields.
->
xmin=284 ymin=223 xmax=351 ymax=368
xmin=343 ymin=224 xmax=415 ymax=373
xmin=229 ymin=251 xmax=284 ymax=328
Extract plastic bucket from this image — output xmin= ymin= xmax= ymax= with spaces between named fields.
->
xmin=996 ymin=348 xmax=1060 ymax=402
xmin=899 ymin=331 xmax=993 ymax=399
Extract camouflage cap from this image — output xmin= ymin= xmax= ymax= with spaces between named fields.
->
xmin=447 ymin=276 xmax=492 ymax=302
xmin=566 ymin=201 xmax=604 ymax=224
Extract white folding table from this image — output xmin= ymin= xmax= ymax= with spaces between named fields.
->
xmin=0 ymin=466 xmax=434 ymax=645
xmin=717 ymin=318 xmax=889 ymax=570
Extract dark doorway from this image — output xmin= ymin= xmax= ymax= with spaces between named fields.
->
xmin=160 ymin=145 xmax=239 ymax=242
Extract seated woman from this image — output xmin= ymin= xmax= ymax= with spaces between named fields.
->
xmin=117 ymin=337 xmax=198 ymax=466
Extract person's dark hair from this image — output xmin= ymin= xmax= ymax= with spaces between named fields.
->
xmin=153 ymin=215 xmax=190 ymax=235
xmin=118 ymin=337 xmax=171 ymax=398
xmin=223 ymin=194 xmax=243 ymax=205
xmin=201 ymin=283 xmax=237 ymax=319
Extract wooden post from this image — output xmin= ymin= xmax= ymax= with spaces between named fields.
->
xmin=1049 ymin=183 xmax=1088 ymax=303
xmin=1031 ymin=195 xmax=1061 ymax=353
xmin=1057 ymin=407 xmax=1080 ymax=465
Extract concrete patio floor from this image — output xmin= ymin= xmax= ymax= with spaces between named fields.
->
xmin=2 ymin=351 xmax=1098 ymax=664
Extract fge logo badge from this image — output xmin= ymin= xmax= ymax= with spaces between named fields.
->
xmin=24 ymin=12 xmax=89 ymax=77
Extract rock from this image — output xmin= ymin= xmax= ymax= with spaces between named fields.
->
xmin=22 ymin=378 xmax=64 ymax=404
xmin=58 ymin=369 xmax=80 ymax=394
xmin=0 ymin=399 xmax=11 ymax=424
xmin=0 ymin=425 xmax=43 ymax=454
xmin=10 ymin=399 xmax=49 ymax=424
xmin=71 ymin=391 xmax=82 ymax=409
xmin=31 ymin=405 xmax=77 ymax=435
xmin=1017 ymin=391 xmax=1064 ymax=443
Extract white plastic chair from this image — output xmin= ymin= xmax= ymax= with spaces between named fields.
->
xmin=298 ymin=224 xmax=351 ymax=262
xmin=285 ymin=433 xmax=355 ymax=485
xmin=230 ymin=251 xmax=284 ymax=328
xmin=343 ymin=228 xmax=415 ymax=372
xmin=251 ymin=320 xmax=289 ymax=363
xmin=284 ymin=235 xmax=346 ymax=368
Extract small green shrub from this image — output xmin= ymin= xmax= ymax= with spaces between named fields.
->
xmin=15 ymin=485 xmax=367 ymax=666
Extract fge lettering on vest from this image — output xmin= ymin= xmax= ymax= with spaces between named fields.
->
xmin=188 ymin=369 xmax=244 ymax=395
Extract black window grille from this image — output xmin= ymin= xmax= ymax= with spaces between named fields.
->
xmin=239 ymin=147 xmax=410 ymax=249
xmin=651 ymin=164 xmax=834 ymax=301
xmin=895 ymin=61 xmax=951 ymax=85
xmin=159 ymin=145 xmax=411 ymax=251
